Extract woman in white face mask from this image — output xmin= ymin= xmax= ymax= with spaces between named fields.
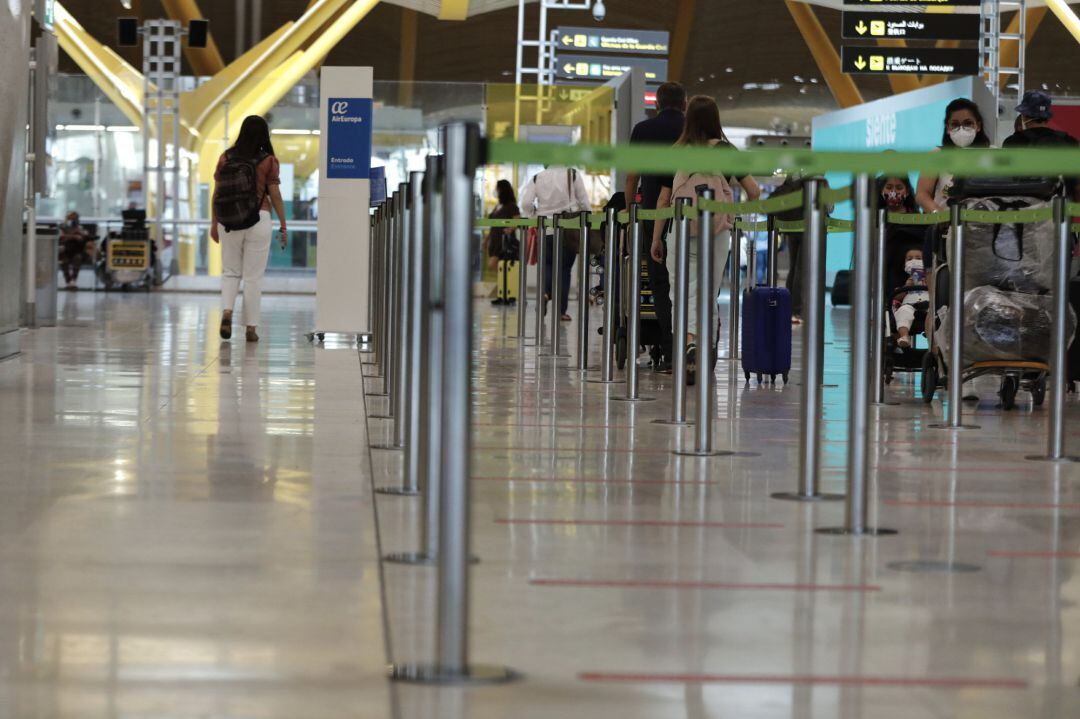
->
xmin=915 ymin=98 xmax=991 ymax=214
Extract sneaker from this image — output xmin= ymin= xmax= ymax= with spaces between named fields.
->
xmin=686 ymin=343 xmax=697 ymax=387
xmin=246 ymin=327 xmax=259 ymax=343
xmin=560 ymin=314 xmax=571 ymax=322
xmin=897 ymin=336 xmax=911 ymax=349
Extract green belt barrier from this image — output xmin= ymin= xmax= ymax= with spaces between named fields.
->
xmin=475 ymin=217 xmax=535 ymax=228
xmin=486 ymin=140 xmax=1080 ymax=178
xmin=886 ymin=211 xmax=949 ymax=225
xmin=556 ymin=217 xmax=580 ymax=230
xmin=617 ymin=210 xmax=630 ymax=224
xmin=961 ymin=207 xmax=1054 ymax=224
xmin=820 ymin=186 xmax=853 ymax=205
xmin=735 ymin=219 xmax=769 ymax=232
xmin=1069 ymin=202 xmax=1080 ymax=215
xmin=827 ymin=218 xmax=854 ymax=232
xmin=637 ymin=207 xmax=675 ymax=221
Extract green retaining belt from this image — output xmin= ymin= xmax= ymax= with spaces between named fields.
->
xmin=887 ymin=211 xmax=949 ymax=225
xmin=486 ymin=140 xmax=1080 ymax=178
xmin=820 ymin=186 xmax=853 ymax=205
xmin=475 ymin=218 xmax=535 ymax=228
xmin=961 ymin=207 xmax=1054 ymax=224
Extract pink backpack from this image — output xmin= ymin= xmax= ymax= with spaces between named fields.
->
xmin=671 ymin=139 xmax=735 ymax=235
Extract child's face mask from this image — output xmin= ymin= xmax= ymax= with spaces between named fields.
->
xmin=905 ymin=258 xmax=924 ymax=275
xmin=883 ymin=189 xmax=907 ymax=208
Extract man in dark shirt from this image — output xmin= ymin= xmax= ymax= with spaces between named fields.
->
xmin=624 ymin=82 xmax=687 ymax=371
xmin=1003 ymin=90 xmax=1080 ymax=199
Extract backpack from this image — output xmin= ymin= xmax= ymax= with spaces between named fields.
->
xmin=671 ymin=140 xmax=734 ymax=235
xmin=214 ymin=150 xmax=269 ymax=232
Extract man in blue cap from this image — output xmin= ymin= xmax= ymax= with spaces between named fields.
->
xmin=1004 ymin=90 xmax=1079 ymax=199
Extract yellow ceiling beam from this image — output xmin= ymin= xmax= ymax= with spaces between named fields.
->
xmin=1046 ymin=0 xmax=1080 ymax=44
xmin=160 ymin=0 xmax=225 ymax=76
xmin=439 ymin=0 xmax=469 ymax=21
xmin=668 ymin=0 xmax=696 ymax=84
xmin=784 ymin=0 xmax=863 ymax=109
xmin=399 ymin=8 xmax=419 ymax=106
xmin=53 ymin=2 xmax=145 ymax=126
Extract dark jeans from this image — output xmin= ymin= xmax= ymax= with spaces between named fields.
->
xmin=643 ymin=220 xmax=673 ymax=360
xmin=544 ymin=234 xmax=576 ymax=315
xmin=61 ymin=239 xmax=86 ymax=284
xmin=785 ymin=233 xmax=803 ymax=317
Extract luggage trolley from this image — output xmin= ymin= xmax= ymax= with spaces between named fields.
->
xmin=921 ymin=180 xmax=1066 ymax=410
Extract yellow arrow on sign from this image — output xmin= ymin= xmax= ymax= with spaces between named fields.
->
xmin=855 ymin=20 xmax=868 ymax=35
xmin=854 ymin=55 xmax=867 ymax=70
xmin=564 ymin=63 xmax=575 ymax=73
xmin=562 ymin=35 xmax=573 ymax=45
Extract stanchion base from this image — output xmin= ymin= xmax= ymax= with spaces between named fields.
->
xmin=652 ymin=418 xmax=693 ymax=426
xmin=1025 ymin=454 xmax=1080 ymax=463
xmin=587 ymin=378 xmax=624 ymax=385
xmin=887 ymin=559 xmax=981 ymax=573
xmin=611 ymin=395 xmax=657 ymax=403
xmin=388 ymin=663 xmax=520 ymax=685
xmin=770 ymin=491 xmax=844 ymax=502
xmin=539 ymin=353 xmax=572 ymax=359
xmin=871 ymin=401 xmax=902 ymax=407
xmin=374 ymin=486 xmax=419 ymax=496
xmin=815 ymin=526 xmax=899 ymax=537
xmin=369 ymin=442 xmax=405 ymax=451
xmin=674 ymin=448 xmax=737 ymax=457
xmin=368 ymin=413 xmax=393 ymax=420
xmin=928 ymin=423 xmax=981 ymax=430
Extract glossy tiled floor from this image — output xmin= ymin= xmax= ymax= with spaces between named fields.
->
xmin=4 ymin=290 xmax=1080 ymax=718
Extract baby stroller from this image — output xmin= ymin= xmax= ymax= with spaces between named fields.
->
xmin=921 ymin=178 xmax=1067 ymax=409
xmin=882 ymin=224 xmax=930 ymax=386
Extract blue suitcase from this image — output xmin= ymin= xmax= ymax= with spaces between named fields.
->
xmin=741 ymin=285 xmax=792 ymax=384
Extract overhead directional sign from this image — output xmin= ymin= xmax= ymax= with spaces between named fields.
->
xmin=843 ymin=0 xmax=980 ymax=5
xmin=555 ymin=27 xmax=670 ymax=56
xmin=842 ymin=46 xmax=980 ymax=76
xmin=556 ymin=54 xmax=668 ymax=85
xmin=841 ymin=12 xmax=981 ymax=40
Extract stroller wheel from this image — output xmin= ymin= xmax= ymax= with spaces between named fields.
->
xmin=1000 ymin=375 xmax=1019 ymax=411
xmin=920 ymin=353 xmax=938 ymax=404
xmin=1031 ymin=377 xmax=1047 ymax=407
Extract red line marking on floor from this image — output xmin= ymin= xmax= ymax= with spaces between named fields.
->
xmin=472 ymin=476 xmax=718 ymax=486
xmin=496 ymin=518 xmax=783 ymax=529
xmin=530 ymin=578 xmax=880 ymax=592
xmin=886 ymin=500 xmax=1080 ymax=510
xmin=577 ymin=672 xmax=1028 ymax=689
xmin=987 ymin=550 xmax=1080 ymax=558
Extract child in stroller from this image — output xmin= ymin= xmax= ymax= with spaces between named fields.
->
xmin=893 ymin=248 xmax=929 ymax=350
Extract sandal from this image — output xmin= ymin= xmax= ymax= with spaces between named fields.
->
xmin=219 ymin=315 xmax=232 ymax=340
xmin=246 ymin=327 xmax=259 ymax=343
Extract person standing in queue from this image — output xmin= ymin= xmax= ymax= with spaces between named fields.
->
xmin=651 ymin=95 xmax=761 ymax=386
xmin=624 ymin=82 xmax=687 ymax=373
xmin=1003 ymin=91 xmax=1080 ymax=201
xmin=211 ymin=115 xmax=288 ymax=343
xmin=915 ymin=98 xmax=992 ymax=214
xmin=518 ymin=164 xmax=592 ymax=321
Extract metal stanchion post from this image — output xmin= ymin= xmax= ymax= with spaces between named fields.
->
xmin=576 ymin=210 xmax=591 ymax=371
xmin=534 ymin=217 xmax=548 ymax=350
xmin=546 ymin=220 xmax=569 ymax=358
xmin=390 ymin=123 xmax=515 ymax=684
xmin=931 ymin=204 xmax=979 ymax=430
xmin=678 ymin=189 xmax=734 ymax=457
xmin=1028 ymin=196 xmax=1079 ymax=462
xmin=654 ymin=198 xmax=693 ymax=425
xmin=360 ymin=213 xmax=376 ymax=352
xmin=363 ymin=207 xmax=382 ymax=364
xmin=727 ymin=222 xmax=742 ymax=361
xmin=773 ymin=179 xmax=842 ymax=502
xmin=381 ymin=194 xmax=398 ymax=398
xmin=377 ymin=178 xmax=422 ymax=487
xmin=614 ymin=205 xmax=655 ymax=403
xmin=870 ymin=207 xmax=893 ymax=406
xmin=589 ymin=208 xmax=621 ymax=384
xmin=516 ymin=220 xmax=529 ymax=339
xmin=818 ymin=174 xmax=896 ymax=534
xmin=372 ymin=190 xmax=408 ymax=431
xmin=394 ymin=184 xmax=411 ymax=445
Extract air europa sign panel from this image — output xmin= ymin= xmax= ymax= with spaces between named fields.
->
xmin=326 ymin=97 xmax=372 ymax=180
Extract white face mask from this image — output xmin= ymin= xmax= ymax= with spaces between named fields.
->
xmin=905 ymin=258 xmax=924 ymax=275
xmin=949 ymin=126 xmax=977 ymax=148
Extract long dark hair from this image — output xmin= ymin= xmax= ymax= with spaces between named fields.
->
xmin=940 ymin=98 xmax=991 ymax=148
xmin=677 ymin=95 xmax=730 ymax=147
xmin=231 ymin=115 xmax=276 ymax=159
xmin=496 ymin=179 xmax=516 ymax=206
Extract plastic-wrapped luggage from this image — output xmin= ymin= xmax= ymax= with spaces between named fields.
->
xmin=939 ymin=285 xmax=1077 ymax=364
xmin=962 ymin=197 xmax=1055 ymax=294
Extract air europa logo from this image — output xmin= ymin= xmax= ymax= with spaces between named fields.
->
xmin=331 ymin=101 xmax=349 ymax=115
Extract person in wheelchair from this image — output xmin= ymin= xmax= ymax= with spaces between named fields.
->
xmin=891 ymin=248 xmax=929 ymax=350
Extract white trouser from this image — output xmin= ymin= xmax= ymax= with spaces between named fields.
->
xmin=893 ymin=302 xmax=917 ymax=332
xmin=220 ymin=211 xmax=273 ymax=326
xmin=668 ymin=229 xmax=731 ymax=339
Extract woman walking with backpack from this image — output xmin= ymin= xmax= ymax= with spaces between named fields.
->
xmin=211 ymin=115 xmax=288 ymax=342
xmin=651 ymin=96 xmax=760 ymax=384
